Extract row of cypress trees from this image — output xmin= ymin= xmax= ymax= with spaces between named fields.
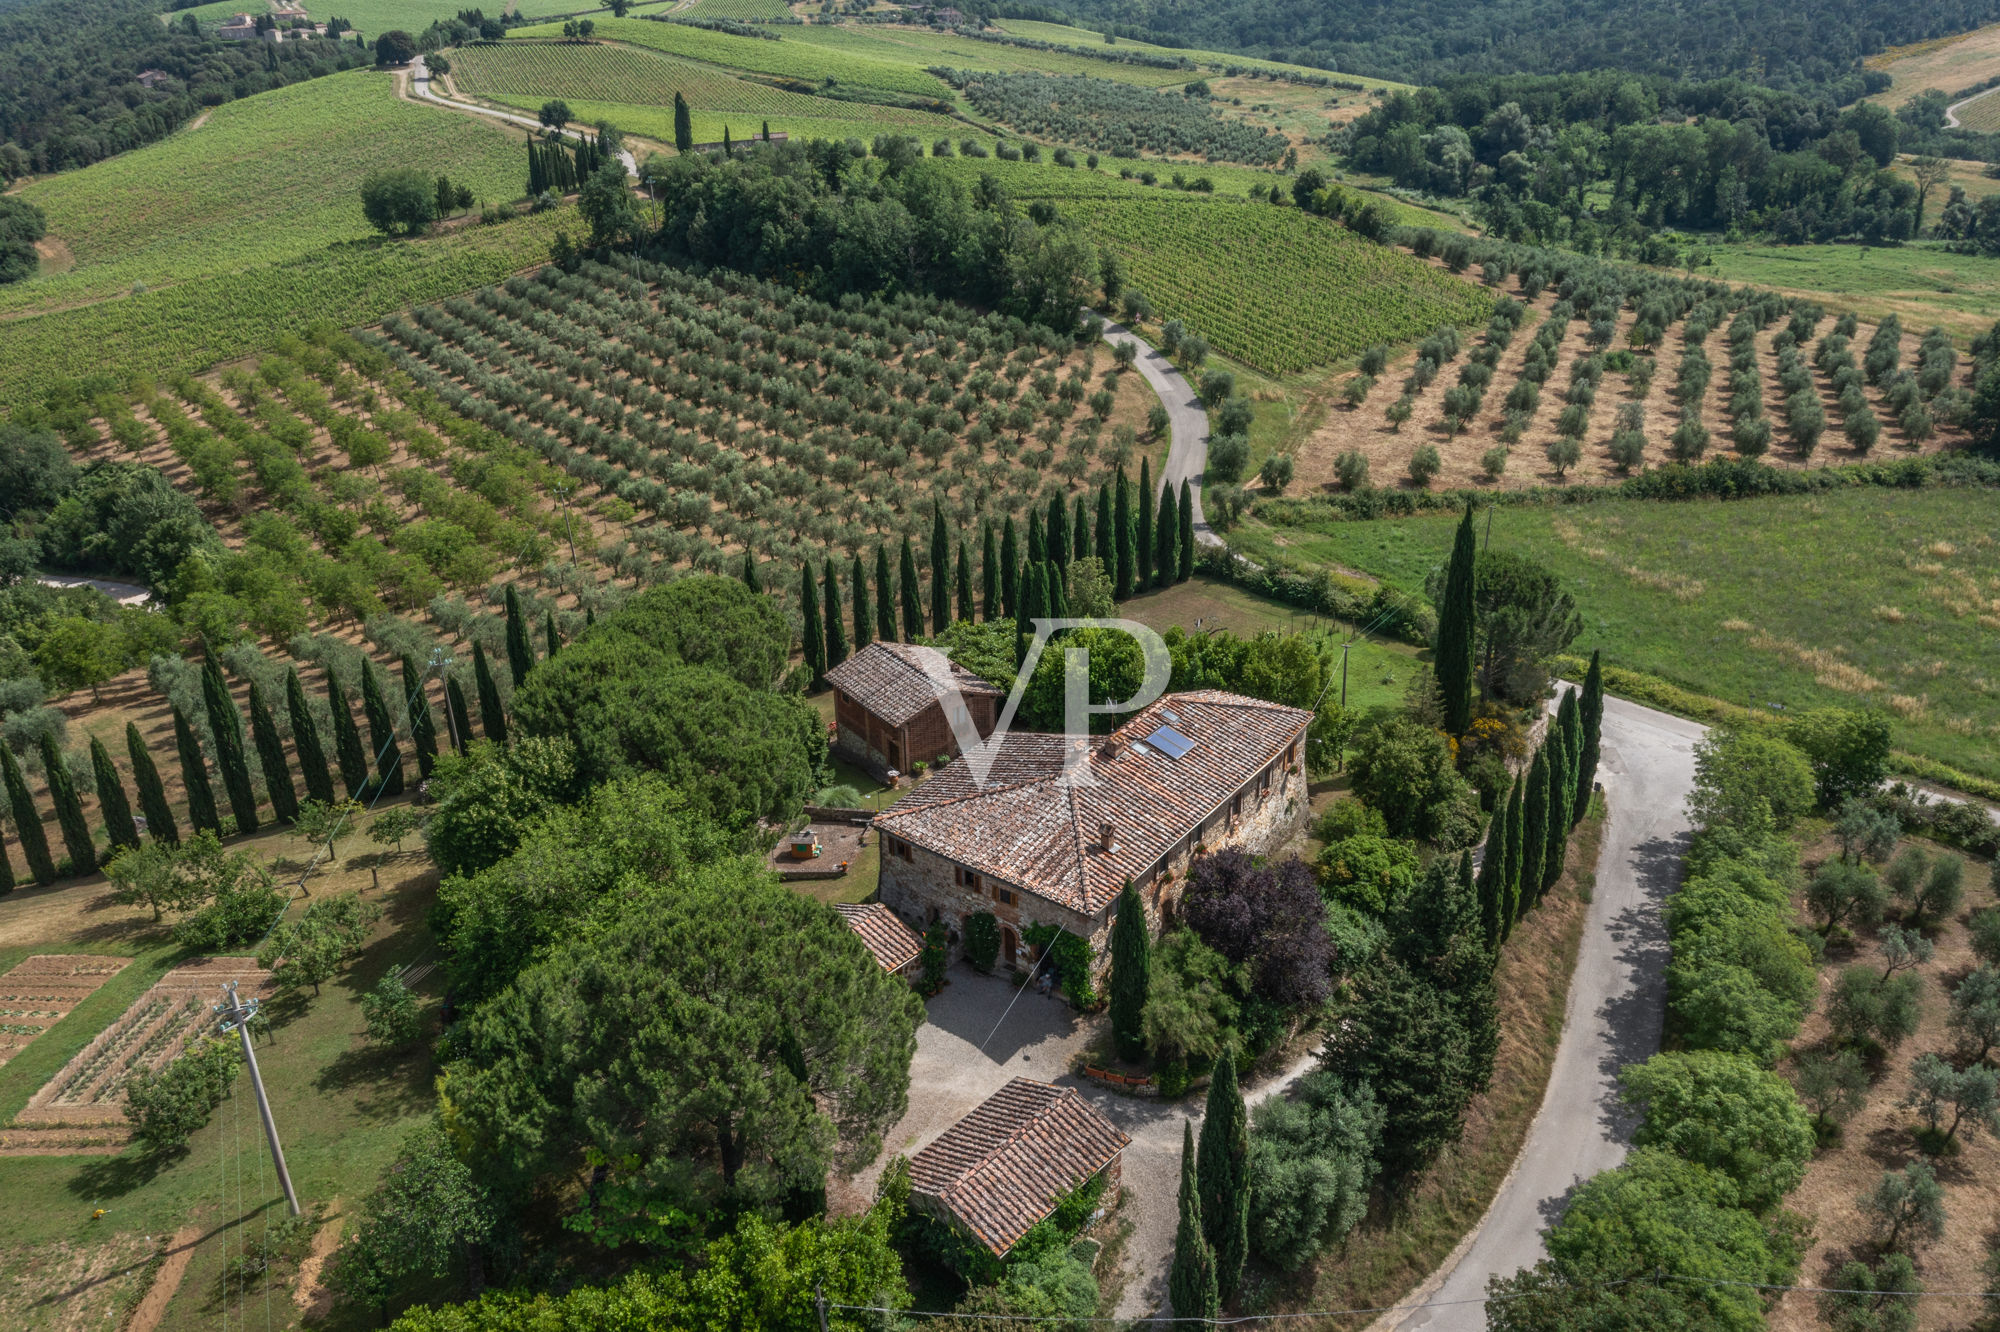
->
xmin=790 ymin=467 xmax=1201 ymax=683
xmin=0 ymin=590 xmax=560 ymax=892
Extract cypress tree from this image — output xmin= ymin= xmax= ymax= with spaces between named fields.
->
xmin=544 ymin=610 xmax=561 ymax=661
xmin=1000 ymin=518 xmax=1019 ymax=617
xmin=1576 ymin=650 xmax=1604 ymax=825
xmin=875 ymin=544 xmax=896 ymax=644
xmin=171 ymin=705 xmax=221 ymax=838
xmin=955 ymin=539 xmax=973 ymax=625
xmin=504 ymin=584 xmax=535 ymax=690
xmin=1435 ymin=503 xmax=1478 ymax=736
xmin=91 ymin=737 xmax=140 ymax=855
xmin=126 ymin=723 xmax=179 ymax=847
xmin=445 ymin=675 xmax=474 ymax=756
xmin=285 ymin=668 xmax=335 ymax=805
xmin=1501 ymin=774 xmax=1523 ymax=933
xmin=0 ymin=835 xmax=12 ymax=894
xmin=201 ymin=655 xmax=258 ymax=836
xmin=1015 ymin=562 xmax=1045 ymax=666
xmin=1071 ymin=495 xmax=1090 ymax=574
xmin=1046 ymin=492 xmax=1068 ymax=571
xmin=1155 ymin=482 xmax=1176 ymax=589
xmin=980 ymin=523 xmax=999 ymax=622
xmin=1095 ymin=482 xmax=1113 ymax=566
xmin=2 ymin=745 xmax=53 ymax=883
xmin=1544 ymin=730 xmax=1572 ymax=892
xmin=39 ymin=733 xmax=94 ymax=875
xmin=673 ymin=91 xmax=693 ymax=153
xmin=1178 ymin=478 xmax=1195 ymax=580
xmin=1026 ymin=505 xmax=1046 ymax=565
xmin=247 ymin=682 xmax=298 ymax=823
xmin=1169 ymin=1121 xmax=1219 ymax=1323
xmin=471 ymin=643 xmax=508 ymax=748
xmin=851 ymin=552 xmax=872 ymax=651
xmin=741 ymin=549 xmax=761 ymax=594
xmin=1113 ymin=465 xmax=1135 ymax=599
xmin=400 ymin=656 xmax=439 ymax=781
xmin=1474 ymin=811 xmax=1504 ymax=950
xmin=824 ymin=558 xmax=848 ymax=672
xmin=359 ymin=659 xmax=405 ymax=798
xmin=1197 ymin=1048 xmax=1250 ymax=1302
xmin=930 ymin=505 xmax=950 ymax=633
xmin=801 ymin=564 xmax=826 ymax=685
xmin=1520 ymin=747 xmax=1549 ymax=909
xmin=1136 ymin=456 xmax=1154 ymax=590
xmin=1556 ymin=688 xmax=1583 ymax=830
xmin=899 ymin=537 xmax=922 ymax=642
xmin=1108 ymin=880 xmax=1150 ymax=1061
xmin=1045 ymin=558 xmax=1069 ymax=621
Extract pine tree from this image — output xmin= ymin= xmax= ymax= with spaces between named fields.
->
xmin=544 ymin=610 xmax=561 ymax=661
xmin=824 ymin=558 xmax=848 ymax=672
xmin=1095 ymin=482 xmax=1113 ymax=567
xmin=1155 ymin=481 xmax=1176 ymax=589
xmin=90 ymin=737 xmax=140 ymax=855
xmin=201 ymin=654 xmax=258 ymax=835
xmin=1046 ymin=492 xmax=1068 ymax=571
xmin=504 ymin=584 xmax=535 ymax=690
xmin=930 ymin=505 xmax=950 ymax=633
xmin=1544 ymin=730 xmax=1573 ymax=892
xmin=471 ymin=643 xmax=508 ymax=748
xmin=1435 ymin=503 xmax=1477 ymax=736
xmin=445 ymin=675 xmax=474 ymax=756
xmin=741 ymin=549 xmax=761 ymax=594
xmin=247 ymin=682 xmax=298 ymax=823
xmin=1178 ymin=478 xmax=1195 ymax=580
xmin=1197 ymin=1049 xmax=1250 ymax=1302
xmin=401 ymin=656 xmax=439 ymax=781
xmin=3 ymin=744 xmax=54 ymax=882
xmin=1136 ymin=456 xmax=1153 ymax=590
xmin=955 ymin=539 xmax=973 ymax=625
xmin=285 ymin=668 xmax=335 ymax=805
xmin=801 ymin=564 xmax=826 ymax=685
xmin=1000 ymin=517 xmax=1020 ymax=617
xmin=899 ymin=537 xmax=922 ymax=641
xmin=673 ymin=91 xmax=693 ymax=153
xmin=1474 ymin=812 xmax=1504 ymax=950
xmin=1520 ymin=747 xmax=1549 ymax=909
xmin=171 ymin=704 xmax=221 ymax=837
xmin=1501 ymin=774 xmax=1523 ymax=933
xmin=1576 ymin=650 xmax=1604 ymax=825
xmin=359 ymin=658 xmax=405 ymax=798
xmin=1071 ymin=495 xmax=1090 ymax=574
xmin=851 ymin=552 xmax=872 ymax=651
xmin=1113 ymin=465 xmax=1135 ymax=599
xmin=126 ymin=723 xmax=177 ymax=847
xmin=981 ymin=523 xmax=999 ymax=622
xmin=1027 ymin=505 xmax=1046 ymax=565
xmin=39 ymin=733 xmax=94 ymax=875
xmin=875 ymin=544 xmax=896 ymax=644
xmin=1108 ymin=880 xmax=1150 ymax=1061
xmin=1169 ymin=1121 xmax=1219 ymax=1322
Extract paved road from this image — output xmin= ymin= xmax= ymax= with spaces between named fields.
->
xmin=1391 ymin=693 xmax=1705 ymax=1331
xmin=1098 ymin=319 xmax=1221 ymax=547
xmin=407 ymin=56 xmax=638 ymax=177
xmin=1945 ymin=87 xmax=1996 ymax=128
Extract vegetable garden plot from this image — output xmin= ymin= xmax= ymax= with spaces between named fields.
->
xmin=0 ymin=955 xmax=131 ymax=1067
xmin=23 ymin=959 xmax=273 ymax=1126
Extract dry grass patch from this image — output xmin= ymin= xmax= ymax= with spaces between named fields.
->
xmin=0 ymin=1231 xmax=161 ymax=1331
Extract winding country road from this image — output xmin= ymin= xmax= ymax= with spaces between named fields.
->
xmin=1097 ymin=319 xmax=1221 ymax=547
xmin=406 ymin=55 xmax=638 ymax=176
xmin=1389 ymin=694 xmax=1704 ymax=1331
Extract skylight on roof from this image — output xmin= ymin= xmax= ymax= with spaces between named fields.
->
xmin=1145 ymin=725 xmax=1195 ymax=759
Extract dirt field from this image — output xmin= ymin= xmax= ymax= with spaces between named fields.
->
xmin=1869 ymin=21 xmax=2000 ymax=108
xmin=1769 ymin=836 xmax=2000 ymax=1332
xmin=1280 ymin=273 xmax=1965 ymax=497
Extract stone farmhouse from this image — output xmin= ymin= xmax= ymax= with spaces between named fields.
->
xmin=909 ymin=1077 xmax=1129 ymax=1257
xmin=872 ymin=690 xmax=1312 ymax=974
xmin=824 ymin=640 xmax=1004 ymax=781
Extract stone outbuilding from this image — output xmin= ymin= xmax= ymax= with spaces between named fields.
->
xmin=834 ymin=902 xmax=924 ymax=979
xmin=872 ymin=690 xmax=1312 ymax=975
xmin=824 ymin=641 xmax=1004 ymax=782
xmin=909 ymin=1077 xmax=1129 ymax=1257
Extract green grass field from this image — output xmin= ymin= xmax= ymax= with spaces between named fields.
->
xmin=1232 ymin=487 xmax=2000 ymax=779
xmin=1702 ymin=241 xmax=2000 ymax=341
xmin=785 ymin=21 xmax=1199 ymax=86
xmin=996 ymin=19 xmax=1411 ymax=91
xmin=3 ymin=69 xmax=526 ymax=320
xmin=511 ymin=17 xmax=951 ymax=97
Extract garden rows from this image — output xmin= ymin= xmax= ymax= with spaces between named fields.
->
xmin=0 ymin=955 xmax=130 ymax=1066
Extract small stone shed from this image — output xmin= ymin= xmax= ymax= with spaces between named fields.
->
xmin=824 ymin=641 xmax=1004 ymax=781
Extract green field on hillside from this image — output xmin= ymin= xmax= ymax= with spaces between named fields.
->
xmin=997 ymin=19 xmax=1411 ymax=89
xmin=1232 ymin=487 xmax=2000 ymax=779
xmin=3 ymin=69 xmax=526 ymax=320
xmin=1702 ymin=241 xmax=2000 ymax=342
xmin=784 ymin=21 xmax=1200 ymax=86
xmin=510 ymin=17 xmax=951 ymax=96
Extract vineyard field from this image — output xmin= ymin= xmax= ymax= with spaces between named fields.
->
xmin=1068 ymin=197 xmax=1492 ymax=373
xmin=682 ymin=0 xmax=796 ymax=17
xmin=786 ymin=22 xmax=1199 ymax=87
xmin=491 ymin=91 xmax=961 ymax=147
xmin=507 ymin=18 xmax=951 ymax=98
xmin=1 ymin=69 xmax=526 ymax=321
xmin=996 ymin=19 xmax=1412 ymax=90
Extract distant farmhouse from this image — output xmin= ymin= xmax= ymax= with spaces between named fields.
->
xmin=873 ymin=690 xmax=1311 ymax=974
xmin=825 ymin=640 xmax=1003 ymax=781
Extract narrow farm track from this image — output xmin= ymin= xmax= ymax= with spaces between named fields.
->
xmin=407 ymin=55 xmax=638 ymax=177
xmin=1390 ymin=693 xmax=1704 ymax=1332
xmin=1098 ymin=317 xmax=1220 ymax=545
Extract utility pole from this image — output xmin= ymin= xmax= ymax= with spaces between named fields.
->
xmin=553 ymin=481 xmax=578 ymax=566
xmin=814 ymin=1282 xmax=830 ymax=1332
xmin=215 ymin=981 xmax=300 ymax=1217
xmin=428 ymin=648 xmax=457 ymax=753
xmin=1340 ymin=639 xmax=1350 ymax=710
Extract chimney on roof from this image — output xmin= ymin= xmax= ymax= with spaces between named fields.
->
xmin=1098 ymin=738 xmax=1120 ymax=762
xmin=1099 ymin=821 xmax=1117 ymax=853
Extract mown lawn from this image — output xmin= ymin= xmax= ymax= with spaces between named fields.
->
xmin=1233 ymin=485 xmax=2000 ymax=780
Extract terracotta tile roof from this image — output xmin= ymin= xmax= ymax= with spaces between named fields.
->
xmin=835 ymin=902 xmax=924 ymax=974
xmin=823 ymin=641 xmax=1004 ymax=728
xmin=909 ymin=1078 xmax=1130 ymax=1255
xmin=873 ymin=691 xmax=1311 ymax=916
